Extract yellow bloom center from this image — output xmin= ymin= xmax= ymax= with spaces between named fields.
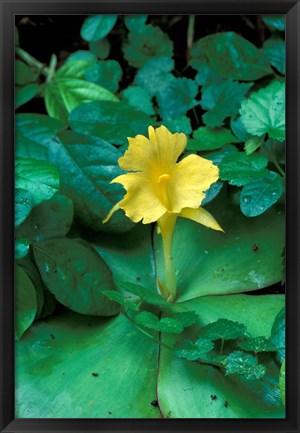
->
xmin=158 ymin=173 xmax=171 ymax=184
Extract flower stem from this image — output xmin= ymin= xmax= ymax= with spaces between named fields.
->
xmin=158 ymin=214 xmax=177 ymax=302
xmin=187 ymin=15 xmax=196 ymax=60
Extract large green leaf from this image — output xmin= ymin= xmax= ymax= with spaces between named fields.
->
xmin=15 ymin=158 xmax=60 ymax=207
xmin=80 ymin=15 xmax=117 ymax=42
xmin=15 ymin=312 xmax=160 ymax=418
xmin=219 ymin=152 xmax=269 ymax=186
xmin=189 ymin=127 xmax=239 ymax=152
xmin=191 ymin=32 xmax=273 ymax=81
xmin=240 ymin=81 xmax=285 ymax=141
xmin=15 ymin=188 xmax=33 ymax=227
xmin=33 ymin=238 xmax=119 ymax=317
xmin=92 ymin=224 xmax=156 ymax=294
xmin=124 ymin=15 xmax=148 ymax=33
xmin=263 ymin=38 xmax=285 ymax=75
xmin=69 ymin=100 xmax=151 ymax=145
xmin=16 ymin=194 xmax=73 ymax=244
xmin=47 ymin=130 xmax=133 ymax=232
xmin=135 ymin=56 xmax=175 ymax=96
xmin=15 ymin=60 xmax=36 ymax=85
xmin=155 ymin=192 xmax=284 ymax=302
xmin=15 ymin=84 xmax=39 ymax=108
xmin=85 ymin=60 xmax=122 ymax=93
xmin=158 ymin=294 xmax=284 ymax=418
xmin=15 ymin=265 xmax=37 ymax=340
xmin=200 ymin=80 xmax=253 ymax=127
xmin=15 ymin=114 xmax=64 ymax=160
xmin=122 ymin=86 xmax=155 ymax=116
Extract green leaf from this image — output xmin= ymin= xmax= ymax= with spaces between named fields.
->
xmin=66 ymin=50 xmax=97 ymax=63
xmin=262 ymin=15 xmax=285 ymax=31
xmin=279 ymin=359 xmax=285 ymax=406
xmin=200 ymin=80 xmax=253 ymax=127
xmin=200 ymin=319 xmax=247 ymax=341
xmin=69 ymin=100 xmax=151 ymax=145
xmin=201 ymin=181 xmax=224 ymax=206
xmin=240 ymin=81 xmax=285 ymax=141
xmin=80 ymin=15 xmax=117 ymax=42
xmin=15 ymin=188 xmax=32 ymax=227
xmin=176 ymin=338 xmax=214 ymax=361
xmin=124 ymin=15 xmax=148 ymax=33
xmin=15 ymin=84 xmax=39 ymax=108
xmin=230 ymin=116 xmax=252 ymax=142
xmin=15 ymin=60 xmax=36 ymax=85
xmin=89 ymin=38 xmax=110 ymax=59
xmin=190 ymin=57 xmax=221 ymax=86
xmin=157 ymin=77 xmax=198 ymax=121
xmin=123 ymin=25 xmax=173 ymax=68
xmin=240 ymin=171 xmax=284 ymax=217
xmin=121 ymin=282 xmax=170 ymax=307
xmin=225 ymin=351 xmax=266 ymax=380
xmin=263 ymin=38 xmax=285 ymax=74
xmin=15 ymin=114 xmax=64 ymax=160
xmin=191 ymin=32 xmax=273 ymax=81
xmin=244 ymin=136 xmax=264 ymax=155
xmin=122 ymin=86 xmax=155 ymax=115
xmin=55 ymin=60 xmax=94 ymax=79
xmin=85 ymin=60 xmax=122 ymax=93
xmin=238 ymin=336 xmax=278 ymax=353
xmin=33 ymin=238 xmax=120 ymax=317
xmin=271 ymin=307 xmax=285 ymax=363
xmin=15 ymin=158 xmax=60 ymax=207
xmin=15 ymin=312 xmax=159 ymax=417
xmin=163 ymin=116 xmax=192 ymax=135
xmin=47 ymin=130 xmax=133 ymax=232
xmin=45 ymin=78 xmax=118 ymax=122
xmin=15 ymin=265 xmax=37 ymax=339
xmin=16 ymin=194 xmax=73 ymax=244
xmin=158 ymin=294 xmax=284 ymax=418
xmin=135 ymin=56 xmax=175 ymax=96
xmin=155 ymin=192 xmax=284 ymax=301
xmin=219 ymin=152 xmax=268 ymax=186
xmin=189 ymin=127 xmax=239 ymax=151
xmin=134 ymin=311 xmax=197 ymax=334
xmin=205 ymin=144 xmax=238 ymax=166
xmin=44 ymin=84 xmax=68 ymax=123
xmin=15 ymin=238 xmax=30 ymax=260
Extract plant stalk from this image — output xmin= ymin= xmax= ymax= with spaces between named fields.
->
xmin=16 ymin=47 xmax=50 ymax=76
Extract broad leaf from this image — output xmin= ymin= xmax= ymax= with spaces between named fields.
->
xmin=225 ymin=351 xmax=266 ymax=380
xmin=69 ymin=100 xmax=151 ymax=145
xmin=15 ymin=84 xmax=39 ymax=108
xmin=191 ymin=32 xmax=273 ymax=81
xmin=189 ymin=127 xmax=239 ymax=151
xmin=163 ymin=116 xmax=192 ymax=135
xmin=279 ymin=359 xmax=285 ymax=406
xmin=33 ymin=237 xmax=120 ymax=317
xmin=15 ymin=188 xmax=32 ymax=227
xmin=85 ymin=60 xmax=122 ymax=93
xmin=200 ymin=319 xmax=247 ymax=341
xmin=238 ymin=336 xmax=278 ymax=353
xmin=15 ymin=158 xmax=59 ymax=207
xmin=15 ymin=313 xmax=160 ymax=417
xmin=263 ymin=38 xmax=285 ymax=74
xmin=262 ymin=15 xmax=285 ymax=32
xmin=122 ymin=86 xmax=155 ymax=115
xmin=240 ymin=171 xmax=284 ymax=217
xmin=271 ymin=307 xmax=285 ymax=363
xmin=124 ymin=15 xmax=148 ymax=33
xmin=240 ymin=81 xmax=285 ymax=141
xmin=15 ymin=60 xmax=36 ymax=85
xmin=135 ymin=56 xmax=175 ymax=96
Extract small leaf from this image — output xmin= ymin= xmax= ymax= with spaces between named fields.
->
xmin=200 ymin=319 xmax=248 ymax=341
xmin=85 ymin=60 xmax=122 ymax=93
xmin=240 ymin=171 xmax=284 ymax=217
xmin=244 ymin=136 xmax=264 ymax=155
xmin=15 ymin=238 xmax=30 ymax=259
xmin=124 ymin=15 xmax=148 ymax=33
xmin=263 ymin=38 xmax=285 ymax=74
xmin=121 ymin=282 xmax=170 ymax=307
xmin=225 ymin=351 xmax=266 ymax=380
xmin=201 ymin=181 xmax=223 ymax=205
xmin=134 ymin=311 xmax=197 ymax=334
xmin=262 ymin=15 xmax=285 ymax=31
xmin=200 ymin=80 xmax=253 ymax=127
xmin=15 ymin=84 xmax=39 ymax=108
xmin=238 ymin=336 xmax=279 ymax=352
xmin=15 ymin=265 xmax=37 ymax=339
xmin=163 ymin=116 xmax=192 ymax=135
xmin=240 ymin=81 xmax=285 ymax=141
xmin=15 ymin=158 xmax=59 ymax=207
xmin=55 ymin=60 xmax=94 ymax=79
xmin=15 ymin=188 xmax=32 ymax=227
xmin=135 ymin=56 xmax=175 ymax=96
xmin=66 ymin=50 xmax=97 ymax=63
xmin=89 ymin=38 xmax=110 ymax=59
xmin=33 ymin=238 xmax=120 ymax=317
xmin=80 ymin=15 xmax=117 ymax=42
xmin=219 ymin=152 xmax=268 ymax=186
xmin=189 ymin=127 xmax=239 ymax=151
xmin=176 ymin=338 xmax=214 ymax=361
xmin=15 ymin=61 xmax=36 ymax=85
xmin=122 ymin=86 xmax=155 ymax=115
xmin=230 ymin=116 xmax=252 ymax=142
xmin=271 ymin=307 xmax=285 ymax=363
xmin=191 ymin=31 xmax=272 ymax=81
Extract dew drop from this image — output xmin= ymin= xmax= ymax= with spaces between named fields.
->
xmin=34 ymin=224 xmax=39 ymax=230
xmin=259 ymin=205 xmax=265 ymax=211
xmin=204 ymin=250 xmax=208 ymax=254
xmin=242 ymin=195 xmax=251 ymax=204
xmin=271 ymin=190 xmax=278 ymax=196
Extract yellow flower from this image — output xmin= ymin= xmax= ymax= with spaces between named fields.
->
xmin=104 ymin=125 xmax=223 ymax=301
xmin=104 ymin=125 xmax=223 ymax=231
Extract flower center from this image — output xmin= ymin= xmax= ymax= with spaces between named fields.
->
xmin=158 ymin=173 xmax=171 ymax=184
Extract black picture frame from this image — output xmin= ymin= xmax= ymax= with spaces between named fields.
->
xmin=1 ymin=0 xmax=299 ymax=432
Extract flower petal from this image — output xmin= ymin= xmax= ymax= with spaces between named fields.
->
xmin=167 ymin=154 xmax=219 ymax=212
xmin=112 ymin=173 xmax=166 ymax=224
xmin=179 ymin=207 xmax=224 ymax=232
xmin=118 ymin=125 xmax=187 ymax=173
